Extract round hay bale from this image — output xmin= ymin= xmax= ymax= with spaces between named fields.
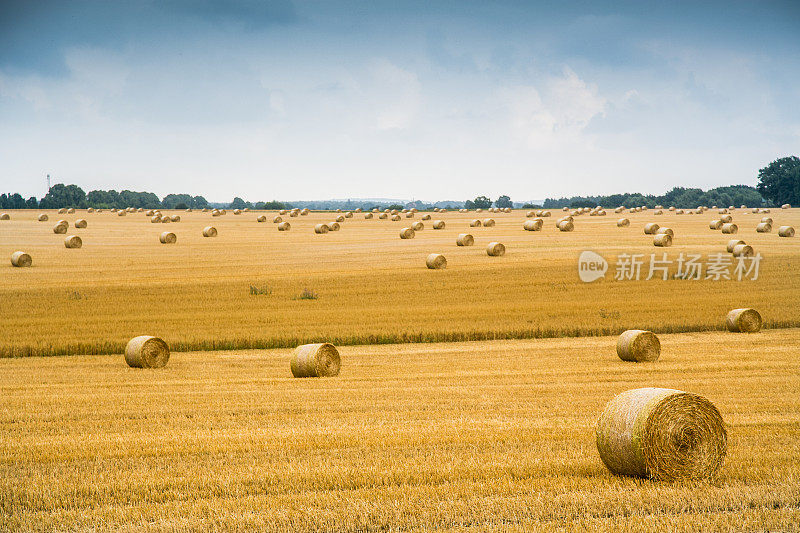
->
xmin=279 ymin=209 xmax=287 ymax=215
xmin=233 ymin=209 xmax=242 ymax=215
xmin=125 ymin=335 xmax=170 ymax=368
xmin=760 ymin=217 xmax=773 ymax=224
xmin=272 ymin=216 xmax=282 ymax=223
xmin=291 ymin=343 xmax=340 ymax=378
xmin=345 ymin=212 xmax=353 ymax=218
xmin=11 ymin=251 xmax=32 ymax=268
xmin=541 ymin=211 xmax=551 ymax=217
xmin=38 ymin=214 xmax=49 ymax=222
xmin=709 ymin=219 xmax=722 ymax=230
xmin=314 ymin=224 xmax=329 ymax=234
xmin=755 ymin=222 xmax=771 ymax=233
xmin=170 ymin=215 xmax=180 ymax=222
xmin=64 ymin=235 xmax=82 ymax=248
xmin=256 ymin=215 xmax=266 ymax=222
xmin=405 ymin=212 xmax=414 ymax=219
xmin=653 ymin=234 xmax=672 ymax=247
xmin=617 ymin=218 xmax=630 ymax=227
xmin=720 ymin=214 xmax=732 ymax=223
xmin=725 ymin=308 xmax=762 ymax=333
xmin=290 ymin=210 xmax=300 ymax=217
xmin=526 ymin=211 xmax=535 ymax=217
xmin=301 ymin=209 xmax=310 ymax=216
xmin=653 ymin=210 xmax=662 ymax=215
xmin=781 ymin=203 xmax=791 ymax=209
xmin=212 ymin=210 xmax=221 ymax=217
xmin=399 ymin=227 xmax=415 ymax=239
xmin=145 ymin=210 xmax=155 ymax=216
xmin=426 ymin=253 xmax=447 ymax=269
xmin=433 ymin=220 xmax=445 ymax=229
xmin=161 ymin=216 xmax=171 ymax=224
xmin=203 ymin=226 xmax=217 ymax=237
xmin=364 ymin=213 xmax=374 ymax=219
xmin=53 ymin=220 xmax=69 ymax=234
xmin=328 ymin=222 xmax=340 ymax=231
xmin=643 ymin=223 xmax=660 ymax=235
xmin=476 ymin=208 xmax=483 ymax=213
xmin=596 ymin=388 xmax=726 ymax=480
xmin=379 ymin=213 xmax=388 ymax=219
xmin=277 ymin=222 xmax=291 ymax=231
xmin=482 ymin=218 xmax=496 ymax=227
xmin=391 ymin=214 xmax=401 ymax=221
xmin=456 ymin=233 xmax=474 ymax=246
xmin=721 ymin=223 xmax=738 ymax=234
xmin=335 ymin=215 xmax=345 ymax=222
xmin=675 ymin=209 xmax=684 ymax=214
xmin=411 ymin=221 xmax=424 ymax=231
xmin=336 ymin=209 xmax=343 ymax=213
xmin=58 ymin=208 xmax=67 ymax=214
xmin=67 ymin=208 xmax=75 ymax=214
xmin=74 ymin=219 xmax=87 ymax=228
xmin=778 ymin=226 xmax=795 ymax=237
xmin=524 ymin=219 xmax=543 ymax=231
xmin=486 ymin=242 xmax=505 ymax=256
xmin=391 ymin=209 xmax=399 ymax=215
xmin=616 ymin=330 xmax=660 ymax=362
xmin=557 ymin=220 xmax=574 ymax=232
xmin=151 ymin=215 xmax=161 ymax=223
xmin=726 ymin=239 xmax=745 ymax=253
xmin=655 ymin=227 xmax=673 ymax=237
xmin=469 ymin=219 xmax=482 ymax=227
xmin=421 ymin=214 xmax=431 ymax=220
xmin=117 ymin=210 xmax=126 ymax=217
xmin=732 ymin=243 xmax=754 ymax=257
xmin=0 ymin=213 xmax=9 ymax=220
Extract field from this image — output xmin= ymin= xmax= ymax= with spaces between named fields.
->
xmin=1 ymin=208 xmax=799 ymax=357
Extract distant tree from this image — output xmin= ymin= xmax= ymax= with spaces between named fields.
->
xmin=174 ymin=202 xmax=189 ymax=210
xmin=192 ymin=196 xmax=209 ymax=209
xmin=521 ymin=203 xmax=541 ymax=209
xmin=464 ymin=199 xmax=475 ymax=209
xmin=470 ymin=196 xmax=492 ymax=209
xmin=255 ymin=200 xmax=287 ymax=210
xmin=495 ymin=195 xmax=513 ymax=208
xmin=25 ymin=196 xmax=38 ymax=209
xmin=39 ymin=184 xmax=86 ymax=208
xmin=387 ymin=204 xmax=404 ymax=211
xmin=757 ymin=156 xmax=800 ymax=206
xmin=229 ymin=197 xmax=252 ymax=210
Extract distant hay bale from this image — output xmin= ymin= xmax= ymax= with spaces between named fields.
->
xmin=161 ymin=217 xmax=171 ymax=223
xmin=433 ymin=219 xmax=445 ymax=229
xmin=503 ymin=207 xmax=511 ymax=213
xmin=617 ymin=218 xmax=630 ymax=227
xmin=426 ymin=253 xmax=447 ymax=269
xmin=596 ymin=388 xmax=726 ymax=480
xmin=203 ymin=226 xmax=217 ymax=237
xmin=314 ymin=223 xmax=329 ymax=234
xmin=11 ymin=251 xmax=32 ymax=268
xmin=732 ymin=244 xmax=754 ymax=257
xmin=345 ymin=211 xmax=353 ymax=218
xmin=675 ymin=209 xmax=684 ymax=214
xmin=524 ymin=219 xmax=543 ymax=231
xmin=355 ymin=208 xmax=362 ymax=212
xmin=170 ymin=215 xmax=180 ymax=222
xmin=53 ymin=221 xmax=68 ymax=234
xmin=233 ymin=209 xmax=242 ymax=215
xmin=74 ymin=219 xmax=87 ymax=228
xmin=726 ymin=239 xmax=745 ymax=253
xmin=563 ymin=206 xmax=570 ymax=211
xmin=422 ymin=214 xmax=431 ymax=220
xmin=257 ymin=215 xmax=267 ymax=222
xmin=486 ymin=242 xmax=505 ymax=256
xmin=38 ymin=214 xmax=49 ymax=222
xmin=653 ymin=210 xmax=662 ymax=215
xmin=720 ymin=214 xmax=732 ymax=223
xmin=643 ymin=223 xmax=660 ymax=234
xmin=391 ymin=214 xmax=401 ymax=221
xmin=185 ymin=208 xmax=192 ymax=212
xmin=616 ymin=330 xmax=660 ymax=362
xmin=482 ymin=218 xmax=496 ymax=227
xmin=391 ymin=209 xmax=399 ymax=215
xmin=400 ymin=227 xmax=415 ymax=239
xmin=411 ymin=221 xmax=424 ymax=231
xmin=476 ymin=208 xmax=483 ymax=213
xmin=290 ymin=210 xmax=299 ymax=217
xmin=328 ymin=221 xmax=341 ymax=231
xmin=117 ymin=210 xmax=126 ymax=216
xmin=125 ymin=335 xmax=170 ymax=369
xmin=202 ymin=207 xmax=209 ymax=212
xmin=58 ymin=208 xmax=67 ymax=214
xmin=470 ymin=219 xmax=482 ymax=227
xmin=291 ymin=343 xmax=341 ymax=378
xmin=655 ymin=227 xmax=673 ymax=237
xmin=301 ymin=208 xmax=310 ymax=216
xmin=541 ymin=211 xmax=551 ymax=217
xmin=145 ymin=210 xmax=155 ymax=216
xmin=278 ymin=222 xmax=291 ymax=231
xmin=337 ymin=209 xmax=343 ymax=213
xmin=159 ymin=232 xmax=177 ymax=244
xmin=379 ymin=213 xmax=388 ymax=219
xmin=64 ymin=235 xmax=82 ymax=248
xmin=0 ymin=213 xmax=9 ymax=220
xmin=364 ymin=213 xmax=373 ymax=219
xmin=335 ymin=215 xmax=345 ymax=222
xmin=781 ymin=203 xmax=791 ymax=209
xmin=668 ymin=206 xmax=675 ymax=211
xmin=212 ymin=210 xmax=221 ymax=217
xmin=709 ymin=219 xmax=722 ymax=230
xmin=272 ymin=216 xmax=282 ymax=223
xmin=67 ymin=208 xmax=75 ymax=214
xmin=526 ymin=211 xmax=535 ymax=217
xmin=726 ymin=308 xmax=762 ymax=333
xmin=151 ymin=215 xmax=161 ymax=223
xmin=405 ymin=212 xmax=414 ymax=218
xmin=557 ymin=220 xmax=574 ymax=232
xmin=653 ymin=234 xmax=672 ymax=247
xmin=456 ymin=233 xmax=474 ymax=246
xmin=756 ymin=222 xmax=772 ymax=233
xmin=721 ymin=223 xmax=738 ymax=234
xmin=279 ymin=209 xmax=288 ymax=215
xmin=778 ymin=226 xmax=795 ymax=237
xmin=760 ymin=217 xmax=773 ymax=224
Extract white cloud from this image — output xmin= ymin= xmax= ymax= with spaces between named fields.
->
xmin=369 ymin=61 xmax=421 ymax=131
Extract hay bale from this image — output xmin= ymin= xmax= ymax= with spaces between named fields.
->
xmin=301 ymin=208 xmax=310 ymax=216
xmin=38 ymin=214 xmax=49 ymax=222
xmin=328 ymin=221 xmax=340 ymax=231
xmin=74 ymin=219 xmax=87 ymax=228
xmin=616 ymin=330 xmax=660 ymax=362
xmin=11 ymin=251 xmax=32 ymax=267
xmin=732 ymin=244 xmax=753 ymax=257
xmin=720 ymin=214 xmax=732 ymax=223
xmin=526 ymin=211 xmax=535 ymax=217
xmin=53 ymin=220 xmax=69 ymax=234
xmin=117 ymin=210 xmax=126 ymax=217
xmin=58 ymin=208 xmax=67 ymax=214
xmin=278 ymin=222 xmax=291 ymax=231
xmin=291 ymin=343 xmax=341 ymax=378
xmin=212 ymin=210 xmax=221 ymax=217
xmin=675 ymin=209 xmax=684 ymax=214
xmin=314 ymin=223 xmax=329 ymax=234
xmin=125 ymin=336 xmax=170 ymax=369
xmin=159 ymin=232 xmax=177 ymax=244
xmin=655 ymin=227 xmax=673 ymax=237
xmin=67 ymin=208 xmax=75 ymax=214
xmin=482 ymin=218 xmax=496 ymax=227
xmin=524 ymin=219 xmax=543 ymax=231
xmin=643 ymin=223 xmax=660 ymax=235
xmin=0 ymin=213 xmax=9 ymax=220
xmin=557 ymin=220 xmax=574 ymax=232
xmin=279 ymin=209 xmax=288 ymax=215
xmin=653 ymin=234 xmax=672 ymax=247
xmin=720 ymin=223 xmax=738 ymax=234
xmin=64 ymin=235 xmax=82 ymax=248
xmin=151 ymin=215 xmax=161 ymax=223
xmin=411 ymin=221 xmax=424 ymax=231
xmin=433 ymin=220 xmax=445 ymax=229
xmin=726 ymin=239 xmax=745 ymax=253
xmin=422 ymin=214 xmax=431 ymax=220
xmin=272 ymin=216 xmax=282 ymax=223
xmin=400 ymin=227 xmax=415 ymax=239
xmin=725 ymin=308 xmax=762 ymax=333
xmin=426 ymin=253 xmax=447 ymax=269
xmin=379 ymin=213 xmax=388 ymax=220
xmin=203 ymin=226 xmax=217 ymax=237
xmin=335 ymin=215 xmax=345 ymax=222
xmin=760 ymin=217 xmax=773 ymax=224
xmin=756 ymin=222 xmax=771 ymax=233
xmin=391 ymin=214 xmax=401 ymax=221
xmin=161 ymin=216 xmax=171 ymax=224
xmin=343 ymin=211 xmax=352 ymax=218
xmin=596 ymin=388 xmax=726 ymax=480
xmin=486 ymin=242 xmax=505 ymax=256
xmin=778 ymin=226 xmax=795 ymax=237
xmin=233 ymin=209 xmax=242 ymax=215
xmin=256 ymin=215 xmax=266 ymax=222
xmin=617 ymin=218 xmax=630 ymax=227
xmin=470 ymin=219 xmax=482 ymax=227
xmin=404 ymin=212 xmax=414 ymax=219
xmin=364 ymin=213 xmax=374 ymax=219
xmin=781 ymin=203 xmax=791 ymax=209
xmin=541 ymin=211 xmax=551 ymax=217
xmin=476 ymin=208 xmax=483 ymax=213
xmin=653 ymin=210 xmax=662 ymax=215
xmin=709 ymin=219 xmax=722 ymax=230
xmin=170 ymin=215 xmax=180 ymax=222
xmin=289 ymin=210 xmax=299 ymax=218
xmin=456 ymin=233 xmax=474 ymax=246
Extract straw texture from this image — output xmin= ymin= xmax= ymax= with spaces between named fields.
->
xmin=290 ymin=343 xmax=341 ymax=378
xmin=725 ymin=308 xmax=762 ymax=333
xmin=125 ymin=335 xmax=170 ymax=368
xmin=426 ymin=253 xmax=447 ymax=269
xmin=616 ymin=330 xmax=660 ymax=362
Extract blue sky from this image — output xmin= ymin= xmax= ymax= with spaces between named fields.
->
xmin=1 ymin=1 xmax=799 ymax=201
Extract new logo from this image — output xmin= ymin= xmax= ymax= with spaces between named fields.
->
xmin=578 ymin=251 xmax=608 ymax=282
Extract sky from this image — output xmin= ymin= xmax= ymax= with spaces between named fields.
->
xmin=1 ymin=0 xmax=799 ymax=202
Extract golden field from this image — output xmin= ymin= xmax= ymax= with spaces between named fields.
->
xmin=0 ymin=208 xmax=798 ymax=357
xmin=1 ymin=329 xmax=799 ymax=531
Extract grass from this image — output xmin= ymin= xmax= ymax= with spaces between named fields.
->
xmin=1 ymin=329 xmax=798 ymax=531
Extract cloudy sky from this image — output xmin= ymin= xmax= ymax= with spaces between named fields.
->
xmin=1 ymin=1 xmax=799 ymax=202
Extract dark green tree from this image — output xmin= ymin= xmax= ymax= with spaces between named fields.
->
xmin=39 ymin=184 xmax=86 ymax=208
xmin=470 ymin=196 xmax=492 ymax=209
xmin=757 ymin=156 xmax=800 ymax=206
xmin=495 ymin=195 xmax=513 ymax=208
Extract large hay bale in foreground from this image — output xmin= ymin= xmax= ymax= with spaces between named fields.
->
xmin=524 ymin=219 xmax=543 ymax=231
xmin=38 ymin=214 xmax=49 ymax=222
xmin=277 ymin=222 xmax=291 ymax=231
xmin=456 ymin=233 xmax=474 ymax=246
xmin=433 ymin=220 xmax=445 ymax=229
xmin=596 ymin=388 xmax=726 ymax=480
xmin=721 ymin=223 xmax=738 ymax=234
xmin=64 ymin=235 xmax=82 ymax=248
xmin=159 ymin=232 xmax=177 ymax=244
xmin=203 ymin=226 xmax=217 ymax=237
xmin=732 ymin=244 xmax=754 ymax=257
xmin=653 ymin=234 xmax=672 ymax=247
xmin=486 ymin=242 xmax=505 ymax=256
xmin=482 ymin=218 xmax=495 ymax=227
xmin=778 ymin=226 xmax=795 ymax=237
xmin=756 ymin=222 xmax=771 ymax=233
xmin=426 ymin=253 xmax=447 ymax=269
xmin=291 ymin=343 xmax=341 ymax=378
xmin=314 ymin=224 xmax=329 ymax=234
xmin=11 ymin=251 xmax=32 ymax=267
xmin=74 ymin=219 xmax=87 ymax=228
xmin=726 ymin=239 xmax=745 ymax=253
xmin=616 ymin=330 xmax=660 ymax=362
xmin=53 ymin=221 xmax=68 ymax=234
xmin=726 ymin=308 xmax=762 ymax=332
xmin=399 ymin=227 xmax=415 ymax=239
xmin=125 ymin=335 xmax=170 ymax=368
xmin=616 ymin=218 xmax=630 ymax=227
xmin=643 ymin=223 xmax=659 ymax=235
